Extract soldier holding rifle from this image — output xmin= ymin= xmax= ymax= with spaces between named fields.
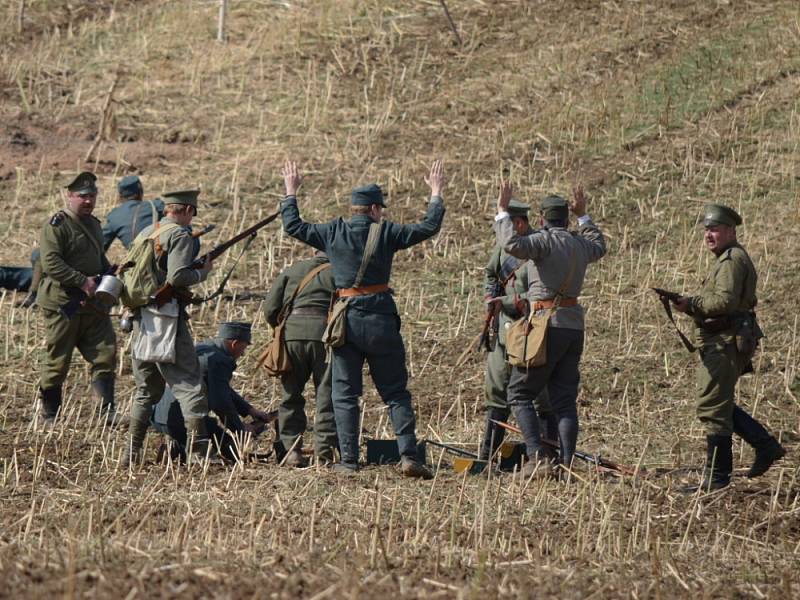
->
xmin=280 ymin=160 xmax=446 ymax=478
xmin=37 ymin=172 xmax=117 ymax=426
xmin=481 ymin=196 xmax=556 ymax=464
xmin=495 ymin=183 xmax=606 ymax=478
xmin=122 ymin=190 xmax=217 ymax=467
xmin=664 ymin=204 xmax=785 ymax=491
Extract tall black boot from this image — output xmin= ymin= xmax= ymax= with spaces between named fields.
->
xmin=478 ymin=407 xmax=509 ymax=461
xmin=91 ymin=377 xmax=118 ymax=426
xmin=687 ymin=435 xmax=732 ymax=492
xmin=538 ymin=411 xmax=560 ymax=462
xmin=39 ymin=387 xmax=62 ymax=425
xmin=732 ymin=405 xmax=786 ymax=478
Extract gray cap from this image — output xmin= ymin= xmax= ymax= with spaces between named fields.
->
xmin=507 ymin=199 xmax=530 ymax=218
xmin=118 ymin=175 xmax=143 ymax=198
xmin=541 ymin=195 xmax=569 ymax=221
xmin=217 ymin=321 xmax=252 ymax=343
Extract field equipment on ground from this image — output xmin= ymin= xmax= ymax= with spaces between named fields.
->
xmin=423 ymin=438 xmax=525 ymax=474
xmin=150 ymin=210 xmax=279 ymax=307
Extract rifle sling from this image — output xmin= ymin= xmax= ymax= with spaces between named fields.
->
xmin=658 ymin=296 xmax=697 ymax=353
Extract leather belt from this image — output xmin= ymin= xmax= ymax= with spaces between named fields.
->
xmin=532 ymin=297 xmax=579 ymax=311
xmin=291 ymin=307 xmax=328 ymax=317
xmin=336 ymin=283 xmax=390 ymax=298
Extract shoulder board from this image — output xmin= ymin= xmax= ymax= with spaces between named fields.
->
xmin=49 ymin=211 xmax=66 ymax=226
xmin=719 ymin=247 xmax=735 ymax=262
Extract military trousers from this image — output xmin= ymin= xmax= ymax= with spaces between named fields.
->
xmin=130 ymin=316 xmax=208 ymax=428
xmin=152 ymin=415 xmax=236 ymax=462
xmin=40 ymin=308 xmax=116 ymax=390
xmin=279 ymin=339 xmax=338 ymax=456
xmin=696 ymin=338 xmax=748 ymax=436
xmin=0 ymin=266 xmax=33 ymax=291
xmin=485 ymin=339 xmax=552 ymax=414
xmin=507 ymin=327 xmax=584 ymax=462
xmin=332 ymin=309 xmax=417 ymax=464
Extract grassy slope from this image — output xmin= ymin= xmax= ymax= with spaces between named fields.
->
xmin=1 ymin=0 xmax=799 ymax=597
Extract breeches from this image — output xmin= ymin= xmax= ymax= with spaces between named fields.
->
xmin=696 ymin=340 xmax=748 ymax=436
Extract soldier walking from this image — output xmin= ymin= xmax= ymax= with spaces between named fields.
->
xmin=102 ymin=175 xmax=165 ymax=251
xmin=37 ymin=172 xmax=117 ymax=425
xmin=263 ymin=251 xmax=339 ymax=467
xmin=122 ymin=190 xmax=217 ymax=467
xmin=670 ymin=204 xmax=785 ymax=490
xmin=280 ymin=159 xmax=446 ymax=478
xmin=481 ymin=197 xmax=556 ymax=464
xmin=495 ymin=183 xmax=606 ymax=477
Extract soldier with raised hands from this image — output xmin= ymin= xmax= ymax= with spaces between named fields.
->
xmin=280 ymin=159 xmax=446 ymax=478
xmin=495 ymin=182 xmax=606 ymax=478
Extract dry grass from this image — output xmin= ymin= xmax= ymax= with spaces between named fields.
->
xmin=1 ymin=0 xmax=799 ymax=597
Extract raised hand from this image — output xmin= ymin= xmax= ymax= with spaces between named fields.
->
xmin=424 ymin=159 xmax=446 ymax=197
xmin=282 ymin=160 xmax=303 ymax=196
xmin=570 ymin=185 xmax=587 ymax=218
xmin=497 ymin=181 xmax=512 ymax=213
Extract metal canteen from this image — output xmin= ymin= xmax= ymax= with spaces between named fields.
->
xmin=95 ymin=274 xmax=123 ymax=306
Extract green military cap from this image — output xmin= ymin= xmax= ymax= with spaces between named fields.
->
xmin=541 ymin=195 xmax=569 ymax=221
xmin=66 ymin=172 xmax=98 ymax=194
xmin=163 ymin=189 xmax=200 ymax=214
xmin=507 ymin=199 xmax=530 ymax=218
xmin=703 ymin=203 xmax=742 ymax=227
xmin=118 ymin=175 xmax=143 ymax=198
xmin=217 ymin=321 xmax=252 ymax=343
xmin=352 ymin=183 xmax=386 ymax=208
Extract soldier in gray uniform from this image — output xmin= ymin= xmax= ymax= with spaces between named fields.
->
xmin=102 ymin=175 xmax=165 ymax=251
xmin=280 ymin=159 xmax=446 ymax=478
xmin=263 ymin=251 xmax=338 ymax=467
xmin=122 ymin=190 xmax=217 ymax=467
xmin=495 ymin=184 xmax=606 ymax=477
xmin=0 ymin=248 xmax=41 ymax=307
xmin=481 ymin=198 xmax=556 ymax=463
xmin=152 ymin=322 xmax=272 ymax=462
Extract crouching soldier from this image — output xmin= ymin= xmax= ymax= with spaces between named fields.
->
xmin=263 ymin=251 xmax=338 ymax=467
xmin=122 ymin=190 xmax=217 ymax=467
xmin=152 ymin=322 xmax=274 ymax=462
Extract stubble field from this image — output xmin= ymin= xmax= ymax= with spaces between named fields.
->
xmin=1 ymin=1 xmax=799 ymax=597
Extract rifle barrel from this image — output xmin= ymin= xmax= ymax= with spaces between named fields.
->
xmin=193 ymin=210 xmax=279 ymax=267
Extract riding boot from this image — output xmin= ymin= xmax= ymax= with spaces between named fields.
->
xmin=538 ymin=411 xmax=560 ymax=461
xmin=91 ymin=377 xmax=118 ymax=426
xmin=512 ymin=403 xmax=546 ymax=471
xmin=732 ymin=405 xmax=786 ymax=478
xmin=686 ymin=435 xmax=732 ymax=492
xmin=185 ymin=417 xmax=223 ymax=466
xmin=39 ymin=387 xmax=62 ymax=425
xmin=121 ymin=415 xmax=148 ymax=468
xmin=557 ymin=414 xmax=579 ymax=468
xmin=478 ymin=407 xmax=509 ymax=462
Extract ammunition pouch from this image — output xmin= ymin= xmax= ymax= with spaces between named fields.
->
xmin=734 ymin=312 xmax=763 ymax=359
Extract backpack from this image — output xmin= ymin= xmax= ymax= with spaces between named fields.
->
xmin=120 ymin=222 xmax=180 ymax=308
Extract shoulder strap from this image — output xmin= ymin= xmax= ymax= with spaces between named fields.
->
xmin=278 ymin=263 xmax=332 ymax=321
xmin=148 ymin=221 xmax=179 ymax=241
xmin=553 ymin=245 xmax=578 ymax=309
xmin=353 ymin=222 xmax=381 ymax=288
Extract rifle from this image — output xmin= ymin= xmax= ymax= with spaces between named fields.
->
xmin=478 ymin=261 xmax=528 ymax=352
xmin=59 ymin=261 xmax=134 ymax=319
xmin=651 ymin=287 xmax=696 ymax=352
xmin=150 ymin=210 xmax=279 ymax=307
xmin=490 ymin=420 xmax=642 ymax=477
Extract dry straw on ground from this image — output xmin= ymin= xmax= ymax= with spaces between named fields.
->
xmin=1 ymin=1 xmax=799 ymax=597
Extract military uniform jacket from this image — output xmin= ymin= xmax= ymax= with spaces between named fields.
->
xmin=281 ymin=195 xmax=445 ymax=314
xmin=495 ymin=217 xmax=606 ymax=330
xmin=263 ymin=256 xmax=336 ymax=341
xmin=136 ymin=216 xmax=207 ymax=294
xmin=153 ymin=339 xmax=252 ymax=433
xmin=102 ymin=198 xmax=165 ymax=251
xmin=689 ymin=242 xmax=757 ymax=346
xmin=484 ymin=239 xmax=530 ymax=345
xmin=38 ymin=208 xmax=110 ymax=313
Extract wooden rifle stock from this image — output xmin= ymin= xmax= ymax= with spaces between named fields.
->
xmin=151 ymin=210 xmax=279 ymax=307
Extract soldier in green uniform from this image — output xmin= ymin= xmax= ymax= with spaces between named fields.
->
xmin=102 ymin=175 xmax=165 ymax=251
xmin=37 ymin=172 xmax=117 ymax=424
xmin=481 ymin=198 xmax=556 ymax=463
xmin=671 ymin=204 xmax=785 ymax=490
xmin=263 ymin=251 xmax=338 ymax=467
xmin=122 ymin=190 xmax=217 ymax=467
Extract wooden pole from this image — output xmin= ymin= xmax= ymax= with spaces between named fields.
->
xmin=17 ymin=0 xmax=26 ymax=34
xmin=438 ymin=0 xmax=462 ymax=46
xmin=217 ymin=0 xmax=228 ymax=43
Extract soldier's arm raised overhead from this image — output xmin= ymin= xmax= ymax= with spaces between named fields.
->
xmin=388 ymin=160 xmax=447 ymax=250
xmin=494 ymin=182 xmax=548 ymax=260
xmin=280 ymin=160 xmax=332 ymax=251
xmin=570 ymin=185 xmax=606 ymax=262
